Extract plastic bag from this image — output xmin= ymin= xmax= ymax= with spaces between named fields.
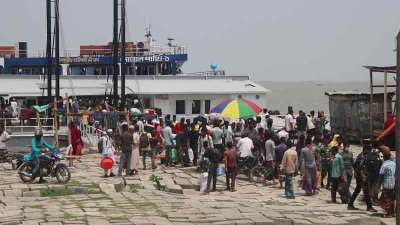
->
xmin=198 ymin=172 xmax=212 ymax=192
xmin=188 ymin=148 xmax=194 ymax=163
xmin=170 ymin=148 xmax=178 ymax=162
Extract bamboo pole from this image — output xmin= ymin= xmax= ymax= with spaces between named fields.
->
xmin=65 ymin=93 xmax=73 ymax=166
xmin=53 ymin=97 xmax=59 ymax=148
xmin=36 ymin=112 xmax=41 ymax=129
xmin=384 ymin=70 xmax=388 ymax=122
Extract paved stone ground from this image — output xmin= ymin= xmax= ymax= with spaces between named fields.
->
xmin=0 ymin=150 xmax=395 ymax=225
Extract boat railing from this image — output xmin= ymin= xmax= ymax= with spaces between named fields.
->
xmin=178 ymin=70 xmax=226 ymax=76
xmin=79 ymin=123 xmax=102 ymax=146
xmin=2 ymin=117 xmax=55 ymax=136
xmin=1 ymin=46 xmax=187 ymax=58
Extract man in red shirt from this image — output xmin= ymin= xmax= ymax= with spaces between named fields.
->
xmin=174 ymin=118 xmax=185 ymax=134
xmin=383 ymin=112 xmax=395 ymax=151
xmin=224 ymin=141 xmax=238 ymax=192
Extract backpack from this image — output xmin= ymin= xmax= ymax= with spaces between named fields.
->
xmin=366 ymin=150 xmax=381 ymax=173
xmin=139 ymin=133 xmax=150 ymax=148
xmin=98 ymin=137 xmax=107 ymax=154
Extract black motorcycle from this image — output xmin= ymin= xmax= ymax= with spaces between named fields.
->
xmin=249 ymin=155 xmax=276 ymax=183
xmin=237 ymin=154 xmax=258 ymax=178
xmin=18 ymin=149 xmax=71 ymax=183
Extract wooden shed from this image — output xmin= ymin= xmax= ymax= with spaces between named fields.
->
xmin=325 ymin=91 xmax=394 ymax=142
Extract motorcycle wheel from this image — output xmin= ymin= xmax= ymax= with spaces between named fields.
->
xmin=249 ymin=166 xmax=266 ymax=183
xmin=18 ymin=162 xmax=35 ymax=183
xmin=55 ymin=166 xmax=71 ymax=183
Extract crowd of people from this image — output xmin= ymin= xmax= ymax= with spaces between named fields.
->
xmin=93 ymin=105 xmax=396 ymax=218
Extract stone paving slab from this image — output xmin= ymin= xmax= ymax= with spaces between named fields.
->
xmin=0 ymin=152 xmax=395 ymax=225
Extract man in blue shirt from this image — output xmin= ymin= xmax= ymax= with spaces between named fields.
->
xmin=30 ymin=129 xmax=56 ymax=182
xmin=379 ymin=152 xmax=396 ymax=217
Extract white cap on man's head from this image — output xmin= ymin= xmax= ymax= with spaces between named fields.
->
xmin=107 ymin=129 xmax=113 ymax=133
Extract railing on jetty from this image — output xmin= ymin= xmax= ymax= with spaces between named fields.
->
xmin=2 ymin=118 xmax=55 ymax=136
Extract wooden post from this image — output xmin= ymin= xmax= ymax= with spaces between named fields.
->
xmin=395 ymin=31 xmax=400 ymax=223
xmin=53 ymin=97 xmax=59 ymax=148
xmin=36 ymin=112 xmax=41 ymax=129
xmin=65 ymin=94 xmax=73 ymax=166
xmin=369 ymin=69 xmax=374 ymax=138
xmin=384 ymin=70 xmax=388 ymax=122
xmin=125 ymin=107 xmax=130 ymax=126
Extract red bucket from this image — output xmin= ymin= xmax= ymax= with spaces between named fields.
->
xmin=101 ymin=157 xmax=114 ymax=170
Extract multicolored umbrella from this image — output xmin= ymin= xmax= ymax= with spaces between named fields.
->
xmin=209 ymin=98 xmax=262 ymax=119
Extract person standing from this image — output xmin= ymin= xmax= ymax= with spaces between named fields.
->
xmin=202 ymin=142 xmax=220 ymax=194
xmin=211 ymin=121 xmax=224 ymax=155
xmin=296 ymin=110 xmax=308 ymax=139
xmin=118 ymin=124 xmax=133 ymax=176
xmin=163 ymin=121 xmax=174 ymax=167
xmin=0 ymin=125 xmax=10 ymax=151
xmin=284 ymin=106 xmax=295 ymax=141
xmin=198 ymin=128 xmax=213 ymax=160
xmin=142 ymin=128 xmax=156 ymax=170
xmin=339 ymin=140 xmax=354 ymax=203
xmin=329 ymin=146 xmax=343 ymax=203
xmin=189 ymin=123 xmax=200 ymax=166
xmin=280 ymin=141 xmax=298 ymax=199
xmin=102 ymin=129 xmax=116 ymax=177
xmin=347 ymin=145 xmax=377 ymax=212
xmin=264 ymin=133 xmax=276 ymax=185
xmin=379 ymin=152 xmax=396 ymax=218
xmin=222 ymin=121 xmax=233 ymax=145
xmin=367 ymin=140 xmax=383 ymax=204
xmin=130 ymin=125 xmax=140 ymax=174
xmin=176 ymin=124 xmax=190 ymax=167
xmin=320 ymin=135 xmax=332 ymax=189
xmin=275 ymin=137 xmax=287 ymax=188
xmin=298 ymin=137 xmax=317 ymax=196
xmin=224 ymin=142 xmax=238 ymax=192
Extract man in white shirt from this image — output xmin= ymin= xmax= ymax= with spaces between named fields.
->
xmin=277 ymin=130 xmax=289 ymax=143
xmin=0 ymin=125 xmax=10 ymax=149
xmin=237 ymin=134 xmax=254 ymax=158
xmin=258 ymin=108 xmax=269 ymax=122
xmin=284 ymin=106 xmax=295 ymax=140
xmin=255 ymin=116 xmax=266 ymax=131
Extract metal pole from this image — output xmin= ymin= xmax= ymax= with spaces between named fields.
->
xmin=46 ymin=0 xmax=52 ymax=104
xmin=395 ymin=31 xmax=400 ymax=224
xmin=121 ymin=0 xmax=126 ymax=110
xmin=55 ymin=0 xmax=60 ymax=101
xmin=369 ymin=69 xmax=374 ymax=138
xmin=113 ymin=0 xmax=119 ymax=107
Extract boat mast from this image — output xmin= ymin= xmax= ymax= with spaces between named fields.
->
xmin=112 ymin=0 xmax=119 ymax=107
xmin=46 ymin=0 xmax=52 ymax=105
xmin=121 ymin=0 xmax=126 ymax=109
xmin=55 ymin=0 xmax=60 ymax=102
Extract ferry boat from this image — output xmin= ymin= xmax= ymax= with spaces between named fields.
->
xmin=0 ymin=27 xmax=269 ymax=118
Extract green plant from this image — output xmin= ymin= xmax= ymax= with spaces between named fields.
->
xmin=40 ymin=187 xmax=73 ymax=197
xmin=149 ymin=175 xmax=163 ymax=190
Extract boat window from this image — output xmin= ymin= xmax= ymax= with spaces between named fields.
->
xmin=204 ymin=100 xmax=211 ymax=114
xmin=192 ymin=100 xmax=201 ymax=114
xmin=176 ymin=100 xmax=185 ymax=114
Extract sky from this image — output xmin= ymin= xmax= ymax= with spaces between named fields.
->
xmin=1 ymin=0 xmax=400 ymax=81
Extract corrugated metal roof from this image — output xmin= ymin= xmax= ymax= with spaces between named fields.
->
xmin=325 ymin=91 xmax=395 ymax=96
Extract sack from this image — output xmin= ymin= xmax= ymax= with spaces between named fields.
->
xmin=188 ymin=148 xmax=194 ymax=162
xmin=139 ymin=133 xmax=150 ymax=148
